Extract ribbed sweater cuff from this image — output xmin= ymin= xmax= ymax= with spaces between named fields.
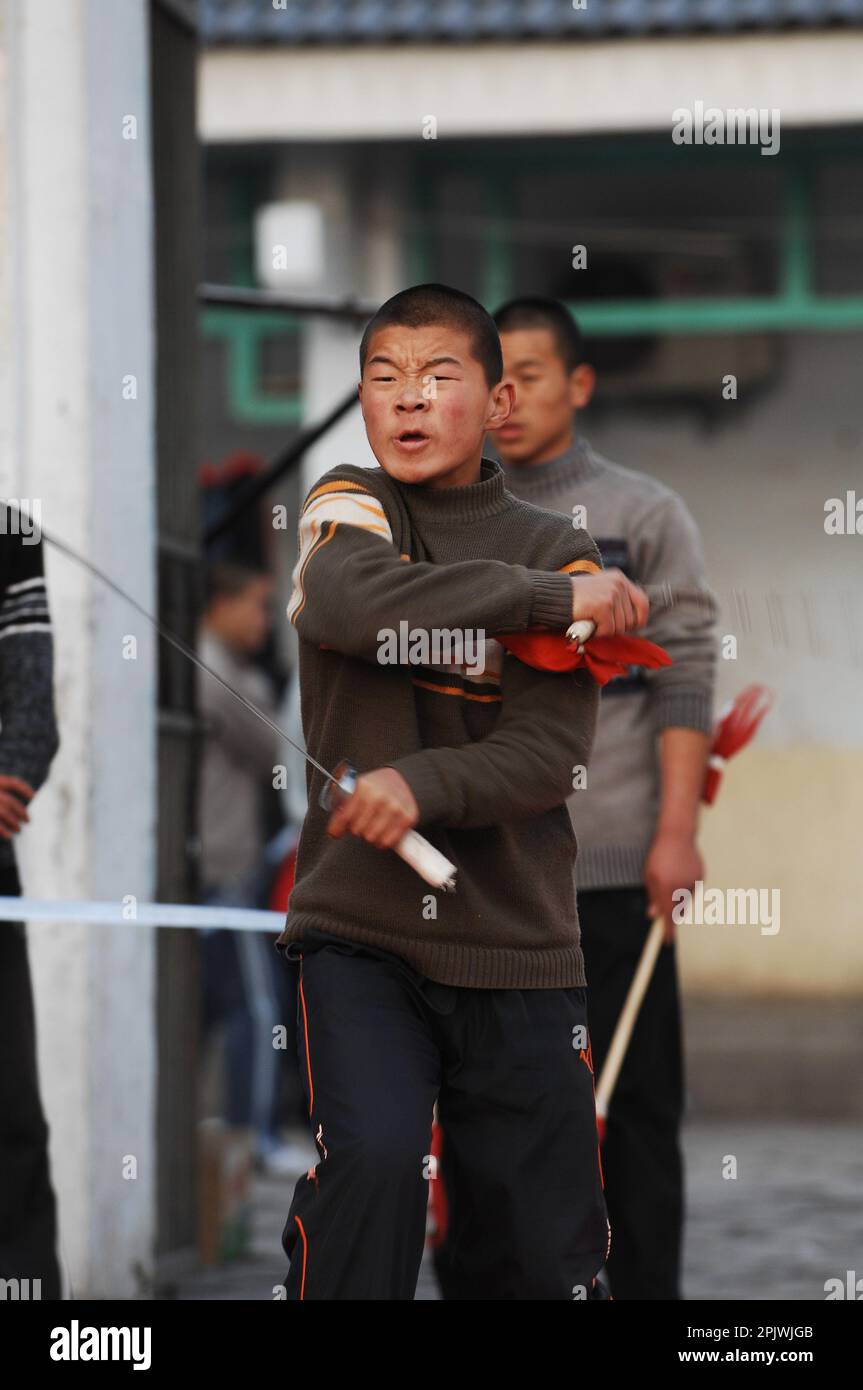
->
xmin=528 ymin=573 xmax=574 ymax=629
xmin=652 ymin=687 xmax=714 ymax=733
xmin=386 ymin=754 xmax=452 ymax=826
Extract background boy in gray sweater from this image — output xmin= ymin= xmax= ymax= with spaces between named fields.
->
xmin=489 ymin=296 xmax=718 ymax=1300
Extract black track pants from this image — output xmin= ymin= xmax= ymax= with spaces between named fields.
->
xmin=280 ymin=934 xmax=609 ymax=1300
xmin=433 ymin=888 xmax=685 ymax=1301
xmin=577 ymin=887 xmax=685 ymax=1301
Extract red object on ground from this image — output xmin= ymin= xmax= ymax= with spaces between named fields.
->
xmin=496 ymin=631 xmax=672 ymax=685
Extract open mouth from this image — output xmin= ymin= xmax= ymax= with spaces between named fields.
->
xmin=394 ymin=430 xmax=430 ymax=449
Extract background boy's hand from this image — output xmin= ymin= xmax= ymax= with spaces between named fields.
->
xmin=644 ymin=830 xmax=705 ymax=944
xmin=326 ymin=767 xmax=419 ymax=849
xmin=570 ymin=569 xmax=649 ymax=636
xmin=0 ymin=775 xmax=34 ymax=839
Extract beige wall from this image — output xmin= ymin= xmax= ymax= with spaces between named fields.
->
xmin=685 ymin=748 xmax=863 ymax=996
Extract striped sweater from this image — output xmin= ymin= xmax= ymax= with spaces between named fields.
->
xmin=276 ymin=458 xmax=603 ymax=989
xmin=0 ymin=513 xmax=60 ymax=874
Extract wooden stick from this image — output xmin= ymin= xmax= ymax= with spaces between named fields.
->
xmin=595 ymin=916 xmax=666 ymax=1124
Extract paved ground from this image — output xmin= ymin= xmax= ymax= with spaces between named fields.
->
xmin=681 ymin=1122 xmax=863 ymax=1302
xmin=170 ymin=1121 xmax=863 ymax=1301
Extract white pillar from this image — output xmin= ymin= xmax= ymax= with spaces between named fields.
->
xmin=0 ymin=0 xmax=157 ymax=1297
xmin=270 ymin=152 xmax=384 ymax=492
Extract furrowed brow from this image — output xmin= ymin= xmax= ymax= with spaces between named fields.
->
xmin=366 ymin=354 xmax=463 ymax=372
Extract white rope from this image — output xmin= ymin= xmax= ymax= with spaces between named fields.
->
xmin=0 ymin=897 xmax=285 ymax=933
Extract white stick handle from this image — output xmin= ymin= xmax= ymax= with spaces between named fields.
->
xmin=395 ymin=830 xmax=458 ymax=892
xmin=327 ymin=762 xmax=458 ymax=892
xmin=595 ymin=916 xmax=665 ymax=1119
xmin=566 ymin=619 xmax=597 ymax=648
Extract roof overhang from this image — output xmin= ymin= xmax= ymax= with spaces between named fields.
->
xmin=199 ymin=32 xmax=863 ymax=142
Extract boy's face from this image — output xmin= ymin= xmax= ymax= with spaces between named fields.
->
xmin=494 ymin=327 xmax=595 ymax=467
xmin=359 ymin=323 xmax=513 ymax=488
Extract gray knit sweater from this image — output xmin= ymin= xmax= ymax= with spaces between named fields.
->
xmin=502 ymin=438 xmax=718 ymax=891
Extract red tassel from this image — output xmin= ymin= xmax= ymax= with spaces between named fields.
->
xmin=497 ymin=631 xmax=673 ymax=687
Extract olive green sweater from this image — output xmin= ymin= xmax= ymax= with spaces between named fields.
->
xmin=276 ymin=459 xmax=602 ymax=989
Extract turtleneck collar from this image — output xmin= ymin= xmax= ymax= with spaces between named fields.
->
xmin=395 ymin=457 xmax=511 ymax=525
xmin=499 ymin=435 xmax=603 ymax=498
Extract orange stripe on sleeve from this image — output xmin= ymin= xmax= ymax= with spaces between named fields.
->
xmin=289 ymin=523 xmax=340 ymax=625
xmin=305 ymin=478 xmax=372 ymax=506
xmin=303 ymin=494 xmax=387 ymax=525
xmin=560 ymin=558 xmax=601 ymax=575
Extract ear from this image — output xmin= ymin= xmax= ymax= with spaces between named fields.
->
xmin=569 ymin=363 xmax=596 ymax=410
xmin=486 ymin=379 xmax=514 ymax=431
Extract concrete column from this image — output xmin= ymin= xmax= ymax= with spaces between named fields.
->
xmin=269 ymin=150 xmax=399 ymax=493
xmin=0 ymin=0 xmax=157 ymax=1296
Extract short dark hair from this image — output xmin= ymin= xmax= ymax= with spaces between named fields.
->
xmin=359 ymin=283 xmax=503 ymax=388
xmin=204 ymin=562 xmax=268 ymax=610
xmin=493 ymin=296 xmax=586 ymax=373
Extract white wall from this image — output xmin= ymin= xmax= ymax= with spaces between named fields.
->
xmin=0 ymin=0 xmax=157 ymax=1295
xmin=589 ymin=335 xmax=863 ymax=747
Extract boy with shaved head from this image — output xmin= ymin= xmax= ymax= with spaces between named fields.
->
xmin=276 ymin=284 xmax=649 ymax=1300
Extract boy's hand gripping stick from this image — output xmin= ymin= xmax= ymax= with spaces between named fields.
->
xmin=320 ymin=759 xmax=458 ymax=892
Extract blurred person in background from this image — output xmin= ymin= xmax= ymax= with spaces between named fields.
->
xmin=0 ymin=512 xmax=61 ymax=1299
xmin=198 ymin=563 xmax=310 ymax=1190
xmin=494 ymin=297 xmax=717 ymax=1299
